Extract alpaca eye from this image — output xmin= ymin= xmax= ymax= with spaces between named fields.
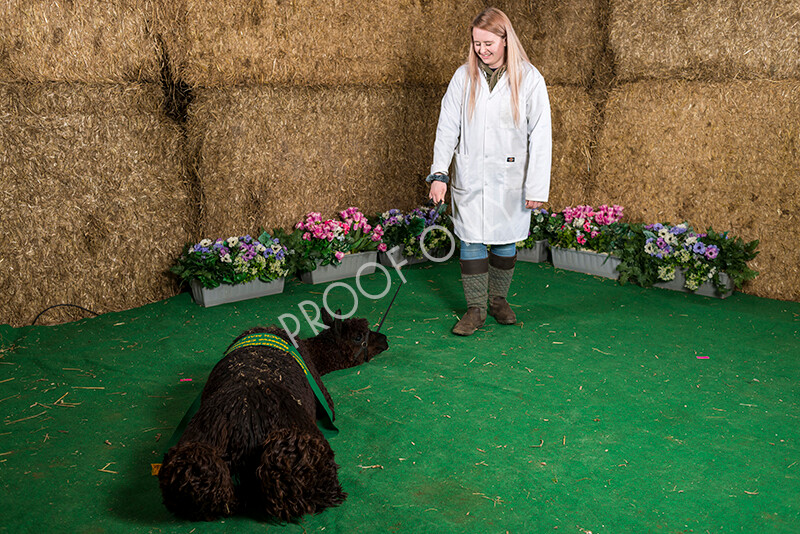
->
xmin=354 ymin=334 xmax=364 ymax=343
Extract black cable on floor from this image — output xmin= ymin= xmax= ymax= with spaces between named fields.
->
xmin=31 ymin=304 xmax=99 ymax=326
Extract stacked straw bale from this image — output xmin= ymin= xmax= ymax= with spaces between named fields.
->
xmin=0 ymin=0 xmax=169 ymax=83
xmin=174 ymin=0 xmax=601 ymax=87
xmin=493 ymin=0 xmax=604 ymax=86
xmin=545 ymin=86 xmax=595 ymax=210
xmin=187 ymin=85 xmax=438 ymax=236
xmin=590 ymin=80 xmax=800 ymax=301
xmin=0 ymin=83 xmax=192 ymax=327
xmin=610 ymin=0 xmax=800 ymax=82
xmin=187 ymin=83 xmax=593 ymax=236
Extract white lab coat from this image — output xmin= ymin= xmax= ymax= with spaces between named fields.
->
xmin=430 ymin=63 xmax=552 ymax=244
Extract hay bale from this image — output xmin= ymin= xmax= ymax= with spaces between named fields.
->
xmin=0 ymin=82 xmax=192 ymax=327
xmin=610 ymin=0 xmax=800 ymax=81
xmin=0 ymin=0 xmax=168 ymax=83
xmin=188 ymin=83 xmax=592 ymax=236
xmin=493 ymin=0 xmax=604 ymax=86
xmin=547 ymin=85 xmax=595 ymax=210
xmin=186 ymin=84 xmax=438 ymax=236
xmin=591 ymin=80 xmax=800 ymax=301
xmin=177 ymin=0 xmax=424 ymax=87
xmin=174 ymin=0 xmax=600 ymax=87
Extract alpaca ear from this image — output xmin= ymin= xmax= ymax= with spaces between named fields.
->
xmin=333 ymin=309 xmax=343 ymax=335
xmin=321 ymin=308 xmax=333 ymax=327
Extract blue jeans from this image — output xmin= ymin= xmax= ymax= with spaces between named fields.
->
xmin=460 ymin=241 xmax=516 ymax=260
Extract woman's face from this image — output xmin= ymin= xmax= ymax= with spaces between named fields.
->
xmin=472 ymin=27 xmax=506 ymax=69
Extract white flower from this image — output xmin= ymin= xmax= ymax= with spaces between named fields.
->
xmin=658 ymin=228 xmax=671 ymax=239
xmin=573 ymin=217 xmax=585 ymax=228
xmin=220 ymin=254 xmax=232 ymax=263
xmin=270 ymin=244 xmax=282 ymax=253
xmin=199 ymin=238 xmax=212 ymax=247
xmin=685 ymin=236 xmax=697 ymax=246
xmin=226 ymin=236 xmax=239 ymax=247
xmin=658 ymin=265 xmax=676 ymax=281
xmin=256 ymin=244 xmax=267 ymax=253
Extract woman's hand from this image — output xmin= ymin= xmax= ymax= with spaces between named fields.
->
xmin=526 ymin=200 xmax=543 ymax=209
xmin=429 ymin=181 xmax=448 ymax=204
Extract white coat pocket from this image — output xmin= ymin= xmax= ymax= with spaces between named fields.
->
xmin=503 ymin=156 xmax=525 ymax=190
xmin=451 ymin=153 xmax=478 ymax=242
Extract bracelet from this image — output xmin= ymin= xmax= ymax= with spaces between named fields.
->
xmin=425 ymin=173 xmax=450 ymax=184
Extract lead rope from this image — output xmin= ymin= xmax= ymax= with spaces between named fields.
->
xmin=353 ymin=280 xmax=403 ymax=362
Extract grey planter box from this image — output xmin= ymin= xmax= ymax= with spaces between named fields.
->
xmin=189 ymin=277 xmax=285 ymax=307
xmin=653 ymin=268 xmax=734 ymax=299
xmin=551 ymin=247 xmax=621 ymax=280
xmin=300 ymin=251 xmax=378 ymax=284
xmin=378 ymin=245 xmax=427 ymax=268
xmin=516 ymin=240 xmax=548 ymax=263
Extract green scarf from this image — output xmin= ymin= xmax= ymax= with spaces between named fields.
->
xmin=479 ymin=61 xmax=506 ymax=92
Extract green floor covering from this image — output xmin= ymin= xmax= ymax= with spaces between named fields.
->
xmin=1 ymin=259 xmax=799 ymax=533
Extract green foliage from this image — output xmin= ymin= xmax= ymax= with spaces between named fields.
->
xmin=615 ymin=222 xmax=759 ymax=292
xmin=375 ymin=206 xmax=452 ymax=259
xmin=517 ymin=208 xmax=561 ymax=249
xmin=290 ymin=208 xmax=386 ymax=273
xmin=548 ymin=205 xmax=625 ymax=254
xmin=170 ymin=235 xmax=289 ymax=289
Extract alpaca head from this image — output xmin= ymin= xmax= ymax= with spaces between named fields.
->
xmin=316 ymin=308 xmax=389 ymax=371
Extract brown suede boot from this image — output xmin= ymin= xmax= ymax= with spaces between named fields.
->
xmin=488 ymin=252 xmax=517 ymax=325
xmin=452 ymin=258 xmax=488 ymax=336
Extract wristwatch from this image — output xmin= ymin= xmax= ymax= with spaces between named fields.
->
xmin=425 ymin=173 xmax=450 ymax=184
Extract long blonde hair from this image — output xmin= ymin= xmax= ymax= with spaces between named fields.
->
xmin=466 ymin=7 xmax=530 ymax=126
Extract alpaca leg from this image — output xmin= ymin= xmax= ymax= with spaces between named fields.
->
xmin=254 ymin=428 xmax=346 ymax=521
xmin=158 ymin=442 xmax=236 ymax=521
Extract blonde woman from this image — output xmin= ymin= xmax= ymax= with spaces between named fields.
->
xmin=427 ymin=7 xmax=552 ymax=336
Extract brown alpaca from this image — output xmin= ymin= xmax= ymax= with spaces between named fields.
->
xmin=158 ymin=310 xmax=389 ymax=521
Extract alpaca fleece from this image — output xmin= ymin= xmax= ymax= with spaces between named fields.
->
xmin=158 ymin=311 xmax=389 ymax=521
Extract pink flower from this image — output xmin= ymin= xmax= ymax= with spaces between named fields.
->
xmin=334 ymin=251 xmax=345 ymax=261
xmin=302 ymin=232 xmax=311 ymax=241
xmin=378 ymin=243 xmax=387 ymax=252
xmin=577 ymin=234 xmax=587 ymax=245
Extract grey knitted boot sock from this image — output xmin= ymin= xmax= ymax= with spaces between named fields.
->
xmin=488 ymin=252 xmax=516 ymax=324
xmin=452 ymin=258 xmax=488 ymax=335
